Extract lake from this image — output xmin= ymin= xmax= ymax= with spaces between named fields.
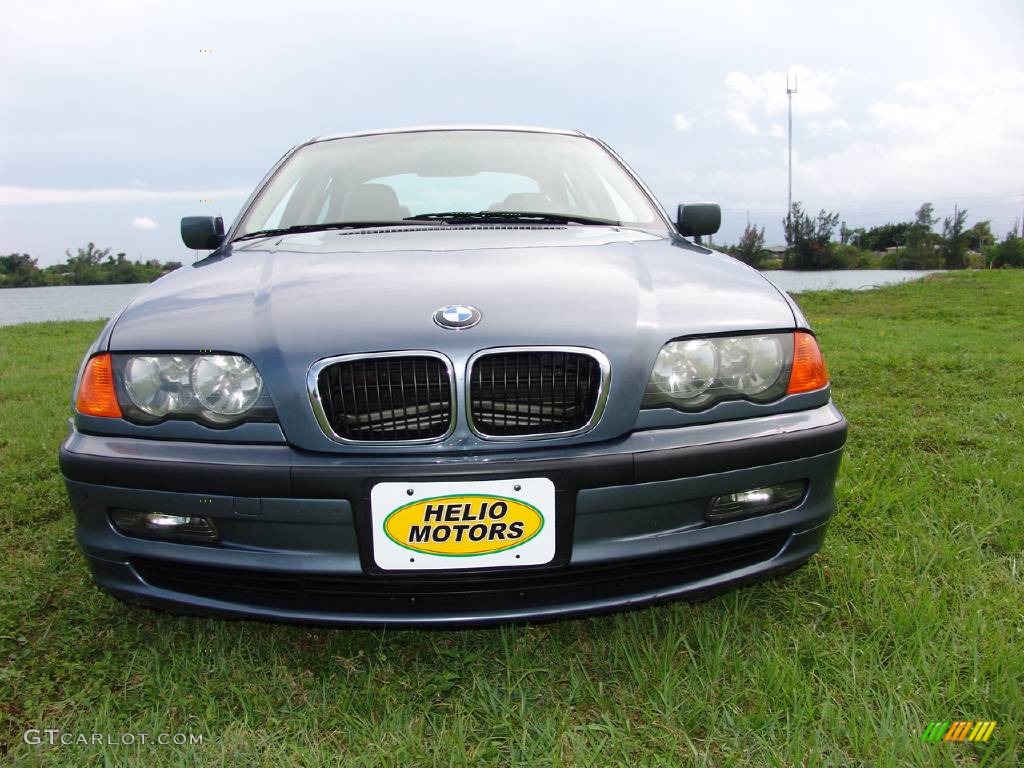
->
xmin=0 ymin=283 xmax=150 ymax=327
xmin=0 ymin=270 xmax=944 ymax=327
xmin=766 ymin=269 xmax=944 ymax=293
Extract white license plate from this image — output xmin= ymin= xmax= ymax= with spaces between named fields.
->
xmin=370 ymin=477 xmax=556 ymax=571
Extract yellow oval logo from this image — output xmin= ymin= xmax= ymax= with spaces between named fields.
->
xmin=384 ymin=494 xmax=544 ymax=557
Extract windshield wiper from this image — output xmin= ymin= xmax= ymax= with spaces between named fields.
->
xmin=233 ymin=212 xmax=621 ymax=242
xmin=232 ymin=221 xmax=419 ymax=242
xmin=403 ymin=211 xmax=620 ymax=226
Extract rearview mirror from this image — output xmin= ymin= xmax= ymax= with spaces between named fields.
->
xmin=181 ymin=216 xmax=225 ymax=250
xmin=676 ymin=203 xmax=721 ymax=239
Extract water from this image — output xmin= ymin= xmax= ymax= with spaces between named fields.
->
xmin=0 ymin=270 xmax=943 ymax=327
xmin=766 ymin=270 xmax=943 ymax=293
xmin=0 ymin=283 xmax=147 ymax=327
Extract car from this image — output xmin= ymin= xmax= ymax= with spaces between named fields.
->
xmin=59 ymin=125 xmax=847 ymax=626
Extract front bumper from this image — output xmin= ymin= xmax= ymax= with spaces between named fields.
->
xmin=60 ymin=404 xmax=846 ymax=626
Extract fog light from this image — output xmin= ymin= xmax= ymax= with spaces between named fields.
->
xmin=706 ymin=481 xmax=807 ymax=523
xmin=110 ymin=509 xmax=218 ymax=542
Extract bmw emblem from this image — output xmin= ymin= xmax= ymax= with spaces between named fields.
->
xmin=433 ymin=304 xmax=482 ymax=330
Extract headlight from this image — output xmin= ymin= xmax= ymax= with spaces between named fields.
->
xmin=113 ymin=353 xmax=275 ymax=426
xmin=643 ymin=332 xmax=828 ymax=412
xmin=651 ymin=339 xmax=718 ymax=398
xmin=191 ymin=355 xmax=263 ymax=416
xmin=716 ymin=335 xmax=785 ymax=396
xmin=124 ymin=356 xmax=194 ymax=416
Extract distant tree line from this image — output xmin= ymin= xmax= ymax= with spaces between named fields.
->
xmin=724 ymin=201 xmax=1024 ymax=271
xmin=0 ymin=243 xmax=182 ymax=288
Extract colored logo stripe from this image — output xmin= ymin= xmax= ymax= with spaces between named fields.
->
xmin=968 ymin=721 xmax=997 ymax=742
xmin=922 ymin=721 xmax=996 ymax=742
xmin=944 ymin=722 xmax=971 ymax=741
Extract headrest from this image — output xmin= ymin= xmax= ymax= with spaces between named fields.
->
xmin=341 ymin=184 xmax=406 ymax=221
xmin=488 ymin=192 xmax=555 ymax=213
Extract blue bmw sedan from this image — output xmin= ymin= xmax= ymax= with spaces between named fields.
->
xmin=59 ymin=126 xmax=846 ymax=625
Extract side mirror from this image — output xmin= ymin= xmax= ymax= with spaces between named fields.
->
xmin=181 ymin=216 xmax=225 ymax=250
xmin=676 ymin=203 xmax=721 ymax=239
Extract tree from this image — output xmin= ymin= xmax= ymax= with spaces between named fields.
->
xmin=986 ymin=224 xmax=1024 ymax=268
xmin=733 ymin=223 xmax=766 ymax=267
xmin=64 ymin=242 xmax=111 ymax=284
xmin=915 ymin=203 xmax=936 ymax=228
xmin=783 ymin=202 xmax=842 ymax=270
xmin=965 ymin=220 xmax=996 ymax=252
xmin=861 ymin=222 xmax=911 ymax=251
xmin=0 ymin=253 xmax=43 ymax=286
xmin=900 ymin=203 xmax=942 ymax=269
xmin=844 ymin=225 xmax=867 ymax=249
xmin=941 ymin=207 xmax=968 ymax=269
xmin=0 ymin=246 xmax=182 ymax=288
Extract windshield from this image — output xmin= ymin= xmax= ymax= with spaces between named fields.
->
xmin=234 ymin=130 xmax=665 ymax=237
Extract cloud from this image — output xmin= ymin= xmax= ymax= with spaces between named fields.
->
xmin=132 ymin=216 xmax=158 ymax=229
xmin=703 ymin=69 xmax=1024 ymax=231
xmin=806 ymin=118 xmax=853 ymax=136
xmin=868 ymin=102 xmax=961 ymax=134
xmin=870 ymin=69 xmax=1024 ymax=142
xmin=672 ymin=112 xmax=693 ymax=131
xmin=868 ymin=70 xmax=1024 ymax=153
xmin=0 ymin=187 xmax=250 ymax=206
xmin=727 ymin=108 xmax=760 ymax=135
xmin=894 ymin=71 xmax=1020 ymax=101
xmin=723 ymin=66 xmax=844 ymax=135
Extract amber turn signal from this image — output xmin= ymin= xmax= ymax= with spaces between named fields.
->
xmin=76 ymin=353 xmax=122 ymax=418
xmin=787 ymin=332 xmax=829 ymax=394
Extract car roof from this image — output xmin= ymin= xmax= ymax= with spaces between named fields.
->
xmin=308 ymin=125 xmax=588 ymax=144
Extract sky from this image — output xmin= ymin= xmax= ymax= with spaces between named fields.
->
xmin=2 ymin=0 xmax=1022 ymax=266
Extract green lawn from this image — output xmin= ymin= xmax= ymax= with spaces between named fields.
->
xmin=1 ymin=271 xmax=1021 ymax=766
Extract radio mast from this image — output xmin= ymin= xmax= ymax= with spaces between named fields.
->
xmin=786 ymin=72 xmax=798 ymax=233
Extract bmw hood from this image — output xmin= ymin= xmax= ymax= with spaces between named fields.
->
xmin=109 ymin=226 xmax=796 ymax=449
xmin=111 ymin=227 xmax=795 ymax=355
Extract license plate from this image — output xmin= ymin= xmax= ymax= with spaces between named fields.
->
xmin=370 ymin=477 xmax=556 ymax=570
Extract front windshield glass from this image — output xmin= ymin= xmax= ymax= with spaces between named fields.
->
xmin=235 ymin=130 xmax=665 ymax=236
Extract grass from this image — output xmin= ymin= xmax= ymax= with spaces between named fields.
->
xmin=1 ymin=271 xmax=1021 ymax=766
